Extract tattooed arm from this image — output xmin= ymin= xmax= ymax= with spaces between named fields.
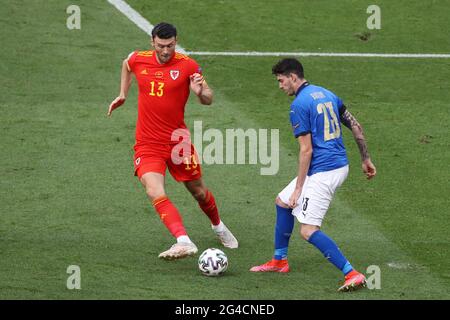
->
xmin=340 ymin=106 xmax=377 ymax=179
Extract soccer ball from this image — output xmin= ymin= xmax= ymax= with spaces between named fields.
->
xmin=198 ymin=248 xmax=228 ymax=276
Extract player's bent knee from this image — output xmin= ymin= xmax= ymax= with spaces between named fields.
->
xmin=300 ymin=225 xmax=319 ymax=241
xmin=145 ymin=187 xmax=165 ymax=201
xmin=191 ymin=189 xmax=206 ymax=202
xmin=300 ymin=228 xmax=311 ymax=241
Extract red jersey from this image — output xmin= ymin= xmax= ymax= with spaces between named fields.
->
xmin=127 ymin=50 xmax=201 ymax=145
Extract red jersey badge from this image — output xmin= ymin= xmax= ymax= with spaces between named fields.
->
xmin=170 ymin=70 xmax=180 ymax=80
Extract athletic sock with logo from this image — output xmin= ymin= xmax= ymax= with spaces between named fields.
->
xmin=153 ymin=196 xmax=187 ymax=238
xmin=308 ymin=230 xmax=354 ymax=275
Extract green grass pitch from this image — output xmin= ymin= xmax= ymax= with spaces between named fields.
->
xmin=0 ymin=0 xmax=449 ymax=299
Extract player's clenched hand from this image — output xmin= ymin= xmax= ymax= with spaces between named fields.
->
xmin=107 ymin=96 xmax=126 ymax=117
xmin=289 ymin=188 xmax=302 ymax=209
xmin=189 ymin=73 xmax=205 ymax=96
xmin=362 ymin=159 xmax=376 ymax=180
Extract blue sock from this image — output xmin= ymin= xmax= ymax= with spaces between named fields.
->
xmin=273 ymin=205 xmax=294 ymax=260
xmin=308 ymin=230 xmax=354 ymax=275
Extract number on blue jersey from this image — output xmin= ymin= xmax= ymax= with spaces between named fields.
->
xmin=316 ymin=102 xmax=341 ymax=141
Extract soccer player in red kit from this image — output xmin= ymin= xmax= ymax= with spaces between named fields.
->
xmin=107 ymin=22 xmax=238 ymax=260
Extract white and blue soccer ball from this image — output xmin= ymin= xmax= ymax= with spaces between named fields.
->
xmin=198 ymin=248 xmax=228 ymax=276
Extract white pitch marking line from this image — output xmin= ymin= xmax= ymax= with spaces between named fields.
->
xmin=107 ymin=0 xmax=186 ymax=54
xmin=108 ymin=0 xmax=450 ymax=59
xmin=185 ymin=51 xmax=450 ymax=59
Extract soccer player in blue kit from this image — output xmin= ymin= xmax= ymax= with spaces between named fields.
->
xmin=250 ymin=58 xmax=376 ymax=292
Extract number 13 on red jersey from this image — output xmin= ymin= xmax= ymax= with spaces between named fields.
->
xmin=149 ymin=81 xmax=164 ymax=97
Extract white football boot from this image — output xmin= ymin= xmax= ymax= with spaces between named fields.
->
xmin=213 ymin=223 xmax=239 ymax=249
xmin=158 ymin=242 xmax=198 ymax=260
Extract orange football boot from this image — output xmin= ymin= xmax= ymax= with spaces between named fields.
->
xmin=250 ymin=259 xmax=290 ymax=273
xmin=338 ymin=271 xmax=367 ymax=292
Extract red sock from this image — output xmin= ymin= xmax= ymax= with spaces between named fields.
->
xmin=198 ymin=190 xmax=221 ymax=226
xmin=153 ymin=196 xmax=187 ymax=238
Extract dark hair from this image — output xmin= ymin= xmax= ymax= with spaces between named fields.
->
xmin=151 ymin=22 xmax=177 ymax=39
xmin=272 ymin=58 xmax=304 ymax=78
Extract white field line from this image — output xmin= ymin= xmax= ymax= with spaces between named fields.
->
xmin=185 ymin=51 xmax=450 ymax=58
xmin=107 ymin=0 xmax=187 ymax=54
xmin=107 ymin=0 xmax=450 ymax=59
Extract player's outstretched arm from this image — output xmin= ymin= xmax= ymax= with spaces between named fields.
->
xmin=107 ymin=59 xmax=133 ymax=116
xmin=340 ymin=108 xmax=377 ymax=179
xmin=190 ymin=73 xmax=213 ymax=105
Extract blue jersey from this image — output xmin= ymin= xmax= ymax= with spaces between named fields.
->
xmin=290 ymin=82 xmax=348 ymax=176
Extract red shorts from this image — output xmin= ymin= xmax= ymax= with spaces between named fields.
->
xmin=133 ymin=142 xmax=202 ymax=182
